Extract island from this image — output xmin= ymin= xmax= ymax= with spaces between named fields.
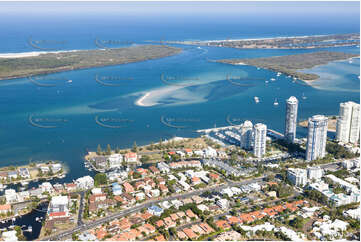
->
xmin=298 ymin=115 xmax=337 ymax=132
xmin=0 ymin=45 xmax=182 ymax=80
xmin=217 ymin=51 xmax=359 ymax=81
xmin=169 ymin=33 xmax=360 ymax=50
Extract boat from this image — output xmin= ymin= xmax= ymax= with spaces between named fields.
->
xmin=265 ymin=80 xmax=269 ymax=84
xmin=197 ymin=46 xmax=201 ymax=49
xmin=257 ymin=67 xmax=260 ymax=70
xmin=0 ymin=184 xmax=7 ymax=190
xmin=21 ymin=181 xmax=29 ymax=186
xmin=273 ymin=98 xmax=279 ymax=106
xmin=67 ymin=80 xmax=73 ymax=83
xmin=270 ymin=78 xmax=276 ymax=81
xmin=349 ymin=60 xmax=353 ymax=64
xmin=276 ymin=72 xmax=281 ymax=76
xmin=254 ymin=96 xmax=260 ymax=103
xmin=302 ymin=93 xmax=307 ymax=100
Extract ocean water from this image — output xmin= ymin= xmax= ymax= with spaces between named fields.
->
xmin=0 ymin=2 xmax=359 ymax=181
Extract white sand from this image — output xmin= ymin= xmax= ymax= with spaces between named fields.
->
xmin=0 ymin=50 xmax=80 ymax=58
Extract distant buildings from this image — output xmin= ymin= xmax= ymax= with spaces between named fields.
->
xmin=336 ymin=101 xmax=360 ymax=144
xmin=253 ymin=123 xmax=267 ymax=158
xmin=285 ymin=96 xmax=298 ymax=143
xmin=239 ymin=120 xmax=253 ymax=150
xmin=306 ymin=115 xmax=328 ymax=161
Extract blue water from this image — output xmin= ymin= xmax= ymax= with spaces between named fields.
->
xmin=0 ymin=2 xmax=359 ymax=181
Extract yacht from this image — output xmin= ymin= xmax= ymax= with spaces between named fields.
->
xmin=273 ymin=98 xmax=279 ymax=106
xmin=276 ymin=72 xmax=281 ymax=76
xmin=270 ymin=78 xmax=276 ymax=81
xmin=0 ymin=184 xmax=7 ymax=190
xmin=67 ymin=79 xmax=73 ymax=83
xmin=254 ymin=96 xmax=260 ymax=103
xmin=27 ymin=226 xmax=32 ymax=232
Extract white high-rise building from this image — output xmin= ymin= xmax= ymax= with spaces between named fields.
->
xmin=239 ymin=120 xmax=253 ymax=150
xmin=253 ymin=123 xmax=267 ymax=158
xmin=336 ymin=101 xmax=360 ymax=144
xmin=306 ymin=115 xmax=328 ymax=161
xmin=287 ymin=168 xmax=307 ymax=187
xmin=285 ymin=96 xmax=298 ymax=143
xmin=307 ymin=166 xmax=323 ymax=181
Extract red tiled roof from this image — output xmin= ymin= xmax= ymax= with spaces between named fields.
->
xmin=49 ymin=211 xmax=66 ymax=217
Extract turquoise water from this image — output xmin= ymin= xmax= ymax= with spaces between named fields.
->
xmin=0 ymin=2 xmax=359 ymax=181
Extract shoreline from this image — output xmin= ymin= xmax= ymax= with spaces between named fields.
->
xmin=0 ymin=49 xmax=81 ymax=59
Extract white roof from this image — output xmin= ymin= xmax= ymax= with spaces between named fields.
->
xmin=51 ymin=195 xmax=68 ymax=205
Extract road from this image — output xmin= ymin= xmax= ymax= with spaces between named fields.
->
xmin=41 ymin=176 xmax=266 ymax=241
xmin=77 ymin=191 xmax=85 ymax=226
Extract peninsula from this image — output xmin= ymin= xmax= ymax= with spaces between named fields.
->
xmin=0 ymin=45 xmax=182 ymax=80
xmin=217 ymin=51 xmax=359 ymax=81
xmin=170 ymin=33 xmax=360 ymax=50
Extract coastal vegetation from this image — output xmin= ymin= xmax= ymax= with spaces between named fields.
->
xmin=0 ymin=45 xmax=182 ymax=80
xmin=175 ymin=33 xmax=360 ymax=50
xmin=218 ymin=51 xmax=359 ymax=81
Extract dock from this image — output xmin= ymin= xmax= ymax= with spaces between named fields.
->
xmin=197 ymin=125 xmax=284 ymax=138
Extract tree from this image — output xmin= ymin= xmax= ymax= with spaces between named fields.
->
xmin=97 ymin=144 xmax=102 ymax=155
xmin=94 ymin=173 xmax=107 ymax=187
xmin=131 ymin=141 xmax=138 ymax=152
xmin=106 ymin=144 xmax=111 ymax=155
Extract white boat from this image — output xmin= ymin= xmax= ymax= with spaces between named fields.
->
xmin=197 ymin=46 xmax=201 ymax=49
xmin=67 ymin=80 xmax=73 ymax=83
xmin=273 ymin=98 xmax=279 ymax=106
xmin=276 ymin=72 xmax=281 ymax=76
xmin=265 ymin=80 xmax=269 ymax=84
xmin=293 ymin=77 xmax=297 ymax=80
xmin=254 ymin=96 xmax=260 ymax=103
xmin=270 ymin=78 xmax=276 ymax=81
xmin=35 ymin=217 xmax=39 ymax=222
xmin=349 ymin=60 xmax=353 ymax=64
xmin=257 ymin=67 xmax=260 ymax=70
xmin=21 ymin=181 xmax=29 ymax=186
xmin=302 ymin=93 xmax=307 ymax=100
